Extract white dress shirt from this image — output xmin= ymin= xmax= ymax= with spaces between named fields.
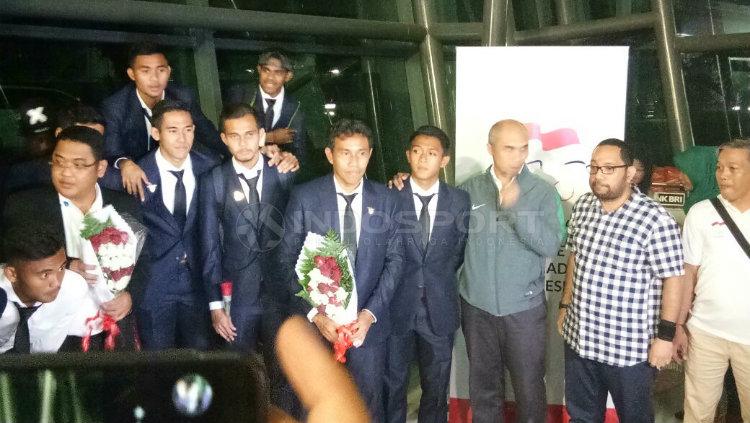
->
xmin=306 ymin=176 xmax=374 ymax=327
xmin=136 ymin=89 xmax=165 ymax=149
xmin=333 ymin=176 xmax=363 ymax=246
xmin=233 ymin=156 xmax=264 ymax=203
xmin=259 ymin=86 xmax=284 ymax=127
xmin=155 ymin=148 xmax=195 ymax=214
xmin=60 ymin=184 xmax=104 ymax=259
xmin=410 ymin=178 xmax=440 ymax=237
xmin=0 ymin=268 xmax=101 ymax=353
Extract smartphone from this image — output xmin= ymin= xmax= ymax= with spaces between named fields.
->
xmin=0 ymin=350 xmax=268 ymax=423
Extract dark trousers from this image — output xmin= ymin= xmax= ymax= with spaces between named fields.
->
xmin=137 ymin=295 xmax=211 ymax=350
xmin=227 ymin=311 xmax=262 ymax=352
xmin=564 ymin=345 xmax=656 ymax=423
xmin=347 ymin=340 xmax=387 ymax=423
xmin=385 ymin=302 xmax=454 ymax=423
xmin=460 ymin=298 xmax=547 ymax=423
xmin=260 ymin=309 xmax=302 ymax=419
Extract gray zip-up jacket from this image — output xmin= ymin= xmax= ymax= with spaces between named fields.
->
xmin=459 ymin=166 xmax=565 ymax=316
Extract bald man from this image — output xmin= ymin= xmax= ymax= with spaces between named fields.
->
xmin=458 ymin=119 xmax=564 ymax=423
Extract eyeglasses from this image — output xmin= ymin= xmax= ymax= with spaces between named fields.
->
xmin=587 ymin=164 xmax=628 ymax=175
xmin=49 ymin=159 xmax=97 ymax=171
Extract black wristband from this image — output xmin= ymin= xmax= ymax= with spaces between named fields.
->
xmin=657 ymin=319 xmax=677 ymax=342
xmin=558 ymin=302 xmax=569 ymax=310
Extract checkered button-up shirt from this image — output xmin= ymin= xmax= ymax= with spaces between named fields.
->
xmin=562 ymin=191 xmax=683 ymax=367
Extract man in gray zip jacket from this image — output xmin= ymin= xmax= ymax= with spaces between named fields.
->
xmin=459 ymin=119 xmax=564 ymax=423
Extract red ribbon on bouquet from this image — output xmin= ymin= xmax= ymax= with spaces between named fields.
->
xmin=334 ymin=322 xmax=358 ymax=363
xmin=82 ymin=311 xmax=121 ymax=352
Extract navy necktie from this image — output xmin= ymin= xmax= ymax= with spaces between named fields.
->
xmin=338 ymin=193 xmax=358 ymax=267
xmin=264 ymin=98 xmax=276 ymax=131
xmin=170 ymin=170 xmax=186 ymax=230
xmin=238 ymin=173 xmax=260 ymax=204
xmin=10 ymin=302 xmax=40 ymax=354
xmin=415 ymin=194 xmax=434 ymax=250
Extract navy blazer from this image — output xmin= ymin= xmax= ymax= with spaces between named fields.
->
xmin=101 ymin=83 xmax=226 ymax=166
xmin=199 ymin=156 xmax=295 ymax=313
xmin=2 ymin=185 xmax=147 ymax=303
xmin=278 ymin=175 xmax=404 ymax=345
xmin=390 ymin=179 xmax=471 ymax=336
xmin=225 ymin=86 xmax=306 ymax=162
xmin=136 ymin=149 xmax=220 ymax=309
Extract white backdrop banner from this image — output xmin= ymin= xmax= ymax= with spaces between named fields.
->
xmin=450 ymin=46 xmax=629 ymax=422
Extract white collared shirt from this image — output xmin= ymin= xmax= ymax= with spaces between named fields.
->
xmin=0 ymin=268 xmax=101 ymax=353
xmin=59 ymin=184 xmax=104 ymax=259
xmin=135 ymin=89 xmax=166 ymax=147
xmin=410 ymin=178 xmax=439 ymax=236
xmin=333 ymin=176 xmax=363 ymax=246
xmin=232 ymin=156 xmax=264 ymax=203
xmin=259 ymin=86 xmax=284 ymax=128
xmin=155 ymin=148 xmax=195 ymax=214
xmin=683 ymin=195 xmax=750 ymax=345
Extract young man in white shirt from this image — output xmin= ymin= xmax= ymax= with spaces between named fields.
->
xmin=676 ymin=138 xmax=750 ymax=422
xmin=0 ymin=227 xmax=99 ymax=354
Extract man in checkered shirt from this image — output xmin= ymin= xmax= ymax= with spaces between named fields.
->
xmin=557 ymin=139 xmax=684 ymax=422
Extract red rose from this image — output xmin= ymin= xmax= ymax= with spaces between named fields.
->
xmin=317 ymin=283 xmax=330 ymax=294
xmin=317 ymin=304 xmax=327 ymax=315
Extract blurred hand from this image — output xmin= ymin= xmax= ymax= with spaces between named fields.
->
xmin=500 ymin=177 xmax=520 ymax=208
xmin=271 ymin=316 xmax=369 ymax=423
xmin=672 ymin=325 xmax=689 ymax=363
xmin=101 ymin=292 xmax=132 ymax=321
xmin=350 ymin=310 xmax=374 ymax=345
xmin=556 ymin=308 xmax=567 ymax=336
xmin=68 ymin=259 xmax=98 ymax=285
xmin=120 ymin=160 xmax=151 ymax=202
xmin=211 ymin=309 xmax=237 ymax=342
xmin=313 ymin=314 xmax=339 ymax=344
xmin=387 ymin=172 xmax=410 ymax=190
xmin=269 ymin=151 xmax=299 ymax=173
xmin=648 ymin=338 xmax=673 ymax=370
xmin=267 ymin=128 xmax=296 ymax=145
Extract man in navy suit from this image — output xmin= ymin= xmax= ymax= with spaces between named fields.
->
xmin=385 ymin=126 xmax=470 ymax=423
xmin=101 ymin=43 xmax=225 ymax=201
xmin=225 ymin=51 xmax=306 ymax=165
xmin=199 ymin=103 xmax=299 ymax=416
xmin=200 ymin=103 xmax=296 ymax=350
xmin=278 ymin=118 xmax=403 ymax=421
xmin=134 ymin=99 xmax=220 ymax=350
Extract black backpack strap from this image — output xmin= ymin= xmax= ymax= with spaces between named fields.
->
xmin=710 ymin=197 xmax=750 ymax=260
xmin=211 ymin=166 xmax=225 ymax=246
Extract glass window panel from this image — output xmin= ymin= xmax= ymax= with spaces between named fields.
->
xmin=0 ymin=38 xmax=197 ymax=163
xmin=217 ymin=49 xmax=413 ymax=182
xmin=676 ymin=0 xmax=750 ymax=36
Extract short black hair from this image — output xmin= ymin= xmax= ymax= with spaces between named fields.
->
xmin=127 ymin=42 xmax=168 ymax=68
xmin=258 ymin=50 xmax=293 ymax=71
xmin=4 ymin=225 xmax=64 ymax=265
xmin=150 ymin=99 xmax=191 ymax=130
xmin=56 ymin=125 xmax=105 ymax=161
xmin=219 ymin=103 xmax=260 ymax=132
xmin=596 ymin=138 xmax=634 ymax=166
xmin=57 ymin=103 xmax=105 ymax=131
xmin=408 ymin=125 xmax=451 ymax=155
xmin=328 ymin=118 xmax=373 ymax=149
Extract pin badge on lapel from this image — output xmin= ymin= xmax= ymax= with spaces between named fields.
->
xmin=146 ymin=184 xmax=158 ymax=193
xmin=233 ymin=190 xmax=246 ymax=202
xmin=367 ymin=207 xmax=374 ymax=215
